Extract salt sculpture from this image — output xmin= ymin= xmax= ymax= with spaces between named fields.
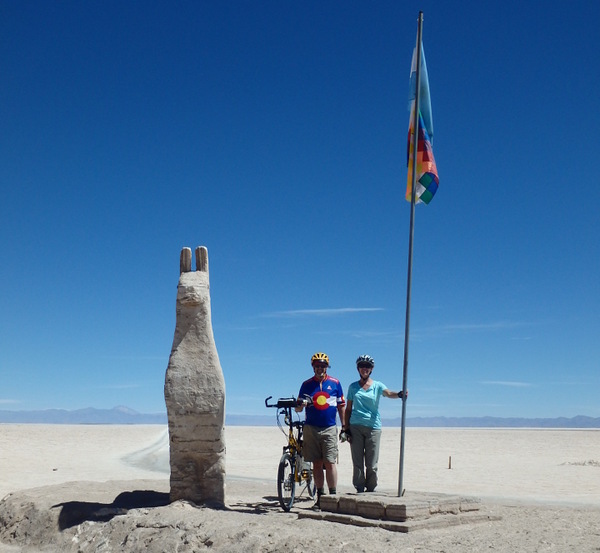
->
xmin=164 ymin=246 xmax=226 ymax=505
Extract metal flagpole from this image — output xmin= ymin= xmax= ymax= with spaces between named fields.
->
xmin=398 ymin=10 xmax=424 ymax=498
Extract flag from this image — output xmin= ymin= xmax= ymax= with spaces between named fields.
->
xmin=406 ymin=43 xmax=438 ymax=205
xmin=408 ymin=44 xmax=433 ymax=139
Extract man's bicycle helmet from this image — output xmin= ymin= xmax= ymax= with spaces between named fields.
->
xmin=356 ymin=354 xmax=375 ymax=368
xmin=311 ymin=352 xmax=329 ymax=366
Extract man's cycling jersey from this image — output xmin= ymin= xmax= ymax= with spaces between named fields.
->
xmin=298 ymin=375 xmax=345 ymax=427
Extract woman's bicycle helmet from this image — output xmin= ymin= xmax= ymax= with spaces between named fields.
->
xmin=356 ymin=354 xmax=375 ymax=368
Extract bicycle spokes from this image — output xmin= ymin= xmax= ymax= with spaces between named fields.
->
xmin=277 ymin=452 xmax=295 ymax=511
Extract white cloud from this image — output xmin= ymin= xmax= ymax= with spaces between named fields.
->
xmin=262 ymin=307 xmax=384 ymax=318
xmin=480 ymin=381 xmax=533 ymax=388
xmin=101 ymin=355 xmax=167 ymax=361
xmin=96 ymin=383 xmax=144 ymax=390
xmin=439 ymin=321 xmax=529 ymax=332
xmin=0 ymin=399 xmax=19 ymax=405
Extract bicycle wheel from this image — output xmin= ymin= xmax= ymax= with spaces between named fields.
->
xmin=277 ymin=452 xmax=296 ymax=511
xmin=297 ymin=456 xmax=316 ymax=498
xmin=305 ymin=463 xmax=316 ymax=498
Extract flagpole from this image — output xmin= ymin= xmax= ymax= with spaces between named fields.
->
xmin=398 ymin=10 xmax=424 ymax=498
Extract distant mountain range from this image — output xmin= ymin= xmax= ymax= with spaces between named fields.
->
xmin=1 ymin=407 xmax=599 ymax=428
xmin=231 ymin=414 xmax=600 ymax=428
xmin=386 ymin=415 xmax=600 ymax=429
xmin=0 ymin=406 xmax=167 ymax=425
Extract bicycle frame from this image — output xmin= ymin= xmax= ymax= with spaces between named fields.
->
xmin=265 ymin=396 xmax=316 ymax=511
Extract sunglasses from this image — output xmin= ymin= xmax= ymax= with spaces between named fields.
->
xmin=313 ymin=363 xmax=328 ymax=368
xmin=357 ymin=364 xmax=372 ymax=369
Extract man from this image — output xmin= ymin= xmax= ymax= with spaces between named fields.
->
xmin=296 ymin=352 xmax=346 ymax=509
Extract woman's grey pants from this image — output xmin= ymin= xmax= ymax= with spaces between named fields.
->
xmin=349 ymin=424 xmax=382 ymax=492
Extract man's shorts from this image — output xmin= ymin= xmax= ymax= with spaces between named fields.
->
xmin=302 ymin=424 xmax=338 ymax=463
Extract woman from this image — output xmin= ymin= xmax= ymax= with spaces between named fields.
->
xmin=344 ymin=354 xmax=406 ymax=493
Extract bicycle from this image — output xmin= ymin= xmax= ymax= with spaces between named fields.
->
xmin=264 ymin=396 xmax=317 ymax=511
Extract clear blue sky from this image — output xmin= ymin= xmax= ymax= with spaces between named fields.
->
xmin=2 ymin=1 xmax=599 ymax=420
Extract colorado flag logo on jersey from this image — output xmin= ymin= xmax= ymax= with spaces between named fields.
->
xmin=312 ymin=391 xmax=337 ymax=411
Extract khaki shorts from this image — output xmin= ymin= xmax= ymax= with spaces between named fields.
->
xmin=302 ymin=425 xmax=338 ymax=464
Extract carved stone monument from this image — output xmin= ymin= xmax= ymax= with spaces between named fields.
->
xmin=164 ymin=246 xmax=226 ymax=506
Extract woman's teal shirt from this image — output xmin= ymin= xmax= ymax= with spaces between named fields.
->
xmin=347 ymin=380 xmax=387 ymax=430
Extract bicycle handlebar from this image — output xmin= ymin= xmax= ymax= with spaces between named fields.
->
xmin=264 ymin=396 xmax=297 ymax=409
xmin=264 ymin=395 xmax=313 ymax=409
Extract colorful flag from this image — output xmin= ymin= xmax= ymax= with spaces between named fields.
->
xmin=406 ymin=44 xmax=438 ymax=205
xmin=408 ymin=44 xmax=433 ymax=140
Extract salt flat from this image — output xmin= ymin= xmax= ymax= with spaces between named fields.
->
xmin=1 ymin=424 xmax=600 ymax=552
xmin=1 ymin=425 xmax=599 ymax=504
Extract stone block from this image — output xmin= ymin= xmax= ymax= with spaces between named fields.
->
xmin=356 ymin=499 xmax=386 ymax=520
xmin=320 ymin=495 xmax=338 ymax=512
xmin=338 ymin=495 xmax=358 ymax=515
xmin=385 ymin=503 xmax=408 ymax=522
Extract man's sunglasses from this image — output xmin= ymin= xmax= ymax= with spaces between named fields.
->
xmin=357 ymin=363 xmax=373 ymax=369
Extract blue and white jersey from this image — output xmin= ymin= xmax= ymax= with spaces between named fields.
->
xmin=298 ymin=375 xmax=345 ymax=428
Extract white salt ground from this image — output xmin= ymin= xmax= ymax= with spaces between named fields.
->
xmin=1 ymin=425 xmax=599 ymax=552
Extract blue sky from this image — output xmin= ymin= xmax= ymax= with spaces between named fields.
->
xmin=2 ymin=1 xmax=599 ymax=420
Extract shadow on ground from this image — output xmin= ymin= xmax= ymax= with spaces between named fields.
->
xmin=220 ymin=494 xmax=316 ymax=515
xmin=52 ymin=490 xmax=317 ymax=530
xmin=52 ymin=490 xmax=170 ymax=530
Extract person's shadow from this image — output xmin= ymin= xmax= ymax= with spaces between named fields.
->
xmin=52 ymin=490 xmax=170 ymax=530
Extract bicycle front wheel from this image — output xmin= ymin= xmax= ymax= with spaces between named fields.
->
xmin=277 ymin=452 xmax=296 ymax=511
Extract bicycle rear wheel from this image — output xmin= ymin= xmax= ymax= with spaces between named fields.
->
xmin=277 ymin=452 xmax=296 ymax=511
xmin=305 ymin=464 xmax=316 ymax=498
xmin=297 ymin=456 xmax=316 ymax=498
